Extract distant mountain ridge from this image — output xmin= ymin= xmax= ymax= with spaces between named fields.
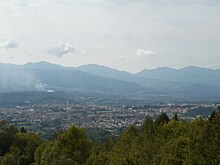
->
xmin=136 ymin=66 xmax=220 ymax=86
xmin=1 ymin=61 xmax=220 ymax=99
xmin=0 ymin=61 xmax=143 ymax=94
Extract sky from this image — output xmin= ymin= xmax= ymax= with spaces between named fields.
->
xmin=0 ymin=0 xmax=220 ymax=73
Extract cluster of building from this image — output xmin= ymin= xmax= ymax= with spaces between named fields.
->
xmin=0 ymin=103 xmax=218 ymax=138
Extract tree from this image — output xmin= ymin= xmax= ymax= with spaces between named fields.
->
xmin=34 ymin=125 xmax=92 ymax=165
xmin=155 ymin=113 xmax=170 ymax=126
xmin=141 ymin=115 xmax=156 ymax=137
xmin=109 ymin=125 xmax=139 ymax=164
xmin=0 ymin=125 xmax=18 ymax=156
xmin=1 ymin=154 xmax=16 ymax=165
xmin=3 ymin=132 xmax=43 ymax=165
xmin=172 ymin=114 xmax=179 ymax=121
xmin=160 ymin=137 xmax=191 ymax=165
xmin=20 ymin=127 xmax=27 ymax=133
xmin=202 ymin=109 xmax=220 ymax=164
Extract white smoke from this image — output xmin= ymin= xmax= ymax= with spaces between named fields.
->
xmin=0 ymin=66 xmax=46 ymax=92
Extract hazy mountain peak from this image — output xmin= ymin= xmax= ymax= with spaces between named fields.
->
xmin=78 ymin=64 xmax=126 ymax=72
xmin=137 ymin=67 xmax=176 ymax=75
xmin=156 ymin=66 xmax=175 ymax=70
xmin=24 ymin=61 xmax=64 ymax=70
xmin=78 ymin=64 xmax=132 ymax=76
xmin=180 ymin=66 xmax=213 ymax=71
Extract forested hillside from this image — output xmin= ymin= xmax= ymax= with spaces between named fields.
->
xmin=1 ymin=107 xmax=220 ymax=165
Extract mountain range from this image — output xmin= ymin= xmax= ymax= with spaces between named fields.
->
xmin=1 ymin=61 xmax=220 ymax=99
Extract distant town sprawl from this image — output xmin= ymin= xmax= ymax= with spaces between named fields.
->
xmin=0 ymin=103 xmax=217 ymax=139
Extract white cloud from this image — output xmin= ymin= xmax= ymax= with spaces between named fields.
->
xmin=0 ymin=39 xmax=18 ymax=49
xmin=48 ymin=43 xmax=75 ymax=57
xmin=136 ymin=48 xmax=155 ymax=57
xmin=120 ymin=56 xmax=125 ymax=60
xmin=80 ymin=50 xmax=87 ymax=54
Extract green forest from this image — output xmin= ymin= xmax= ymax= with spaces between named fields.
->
xmin=1 ymin=107 xmax=220 ymax=165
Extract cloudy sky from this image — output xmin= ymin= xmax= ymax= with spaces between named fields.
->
xmin=0 ymin=0 xmax=220 ymax=73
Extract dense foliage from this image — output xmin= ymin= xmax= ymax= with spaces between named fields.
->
xmin=1 ymin=107 xmax=220 ymax=165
